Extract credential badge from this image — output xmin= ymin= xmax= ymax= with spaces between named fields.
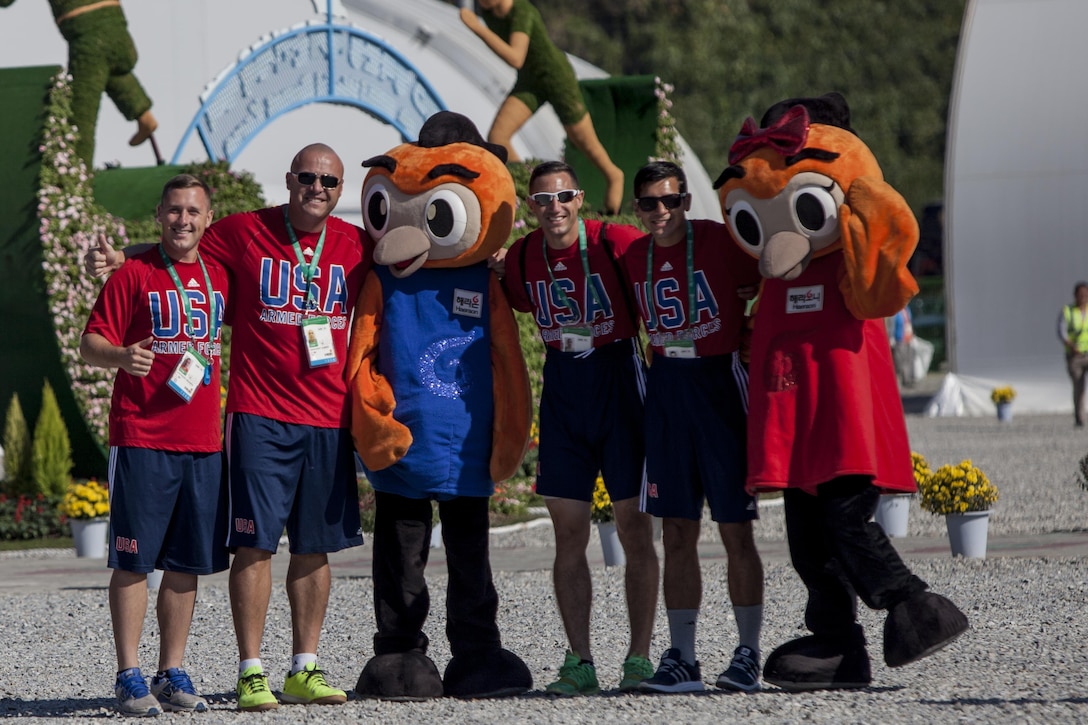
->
xmin=453 ymin=288 xmax=483 ymax=318
xmin=785 ymin=285 xmax=824 ymax=314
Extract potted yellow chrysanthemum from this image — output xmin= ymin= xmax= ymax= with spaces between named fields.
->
xmin=918 ymin=459 xmax=998 ymax=558
xmin=590 ymin=476 xmax=624 ymax=567
xmin=875 ymin=452 xmax=928 ymax=538
xmin=59 ymin=478 xmax=109 ymax=558
xmin=991 ymin=386 xmax=1016 ymax=422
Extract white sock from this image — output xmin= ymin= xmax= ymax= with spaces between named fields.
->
xmin=733 ymin=604 xmax=763 ymax=657
xmin=291 ymin=653 xmax=317 ymax=675
xmin=666 ymin=609 xmax=699 ymax=664
xmin=239 ymin=658 xmax=261 ymax=676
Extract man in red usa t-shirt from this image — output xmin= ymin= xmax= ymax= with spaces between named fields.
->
xmin=621 ymin=161 xmax=764 ymax=695
xmin=82 ymin=174 xmax=228 ymax=716
xmin=501 ymin=160 xmax=659 ymax=695
xmin=86 ymin=144 xmax=373 ymax=711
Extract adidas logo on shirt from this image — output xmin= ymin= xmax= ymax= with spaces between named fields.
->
xmin=661 ymin=261 xmax=674 ymax=272
xmin=187 ymin=278 xmax=200 ymax=288
xmin=303 ymin=247 xmax=315 ymax=258
xmin=554 ymin=261 xmax=567 ymax=271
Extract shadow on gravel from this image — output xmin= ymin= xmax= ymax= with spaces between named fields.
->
xmin=0 ymin=696 xmax=114 ymax=717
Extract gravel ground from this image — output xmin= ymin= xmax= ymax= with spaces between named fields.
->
xmin=3 ymin=411 xmax=1088 ymax=722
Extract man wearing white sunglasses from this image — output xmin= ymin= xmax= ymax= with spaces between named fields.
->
xmin=501 ymin=160 xmax=659 ymax=696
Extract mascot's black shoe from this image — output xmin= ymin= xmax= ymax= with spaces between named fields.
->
xmin=443 ymin=648 xmax=532 ymax=699
xmin=884 ymin=591 xmax=969 ymax=668
xmin=355 ymin=651 xmax=444 ymax=701
xmin=763 ymin=635 xmax=872 ymax=691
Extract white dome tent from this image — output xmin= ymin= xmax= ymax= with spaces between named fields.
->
xmin=943 ymin=0 xmax=1088 ymax=416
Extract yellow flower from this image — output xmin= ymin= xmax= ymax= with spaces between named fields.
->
xmin=991 ymin=386 xmax=1016 ymax=404
xmin=59 ymin=478 xmax=110 ymax=520
xmin=918 ymin=459 xmax=998 ymax=516
xmin=590 ymin=475 xmax=614 ymax=523
xmin=910 ymin=451 xmax=932 ymax=488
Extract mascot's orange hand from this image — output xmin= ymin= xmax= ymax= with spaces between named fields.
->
xmin=838 ymin=176 xmax=920 ymax=320
xmin=346 ymin=273 xmax=412 ymax=470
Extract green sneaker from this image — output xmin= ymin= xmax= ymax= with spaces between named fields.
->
xmin=281 ymin=662 xmax=347 ymax=705
xmin=236 ymin=665 xmax=279 ymax=712
xmin=618 ymin=653 xmax=655 ymax=692
xmin=545 ymin=651 xmax=600 ymax=696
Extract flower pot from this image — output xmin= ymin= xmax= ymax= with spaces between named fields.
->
xmin=996 ymin=402 xmax=1013 ymax=422
xmin=596 ymin=521 xmax=625 ymax=567
xmin=945 ymin=510 xmax=990 ymax=558
xmin=70 ymin=518 xmax=108 ymax=558
xmin=874 ymin=493 xmax=912 ymax=538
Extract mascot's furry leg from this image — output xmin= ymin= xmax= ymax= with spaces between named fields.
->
xmin=356 ymin=492 xmax=444 ymax=700
xmin=439 ymin=496 xmax=532 ymax=698
xmin=765 ymin=477 xmax=968 ymax=691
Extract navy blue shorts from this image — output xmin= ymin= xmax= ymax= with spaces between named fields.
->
xmin=536 ymin=339 xmax=647 ymax=505
xmin=643 ymin=352 xmax=757 ymax=523
xmin=106 ymin=446 xmax=229 ymax=575
xmin=226 ymin=413 xmax=363 ymax=554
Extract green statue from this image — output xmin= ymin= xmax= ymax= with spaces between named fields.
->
xmin=2 ymin=0 xmax=157 ymax=166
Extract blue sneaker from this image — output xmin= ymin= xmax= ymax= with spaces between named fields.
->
xmin=150 ymin=667 xmax=208 ymax=712
xmin=115 ymin=667 xmax=161 ymax=717
xmin=638 ymin=648 xmax=704 ymax=693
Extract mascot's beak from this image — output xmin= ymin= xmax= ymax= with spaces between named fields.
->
xmin=374 ymin=227 xmax=430 ymax=279
xmin=760 ymin=230 xmax=812 ymax=281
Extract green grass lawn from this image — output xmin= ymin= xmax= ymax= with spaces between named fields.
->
xmin=0 ymin=536 xmax=72 ymax=552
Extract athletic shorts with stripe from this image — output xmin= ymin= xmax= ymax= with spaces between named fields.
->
xmin=536 ymin=339 xmax=647 ymax=505
xmin=642 ymin=351 xmax=757 ymax=523
xmin=225 ymin=412 xmax=363 ymax=554
xmin=107 ymin=446 xmax=229 ymax=574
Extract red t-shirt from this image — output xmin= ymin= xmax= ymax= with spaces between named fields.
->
xmin=199 ymin=206 xmax=372 ymax=428
xmin=503 ymin=219 xmax=642 ymax=349
xmin=622 ymin=219 xmax=760 ymax=358
xmin=83 ymin=247 xmax=229 ymax=452
xmin=746 ymin=252 xmax=915 ymax=495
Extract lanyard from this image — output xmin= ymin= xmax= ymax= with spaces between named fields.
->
xmin=645 ymin=221 xmax=695 ymax=332
xmin=158 ymin=245 xmax=218 ymax=344
xmin=541 ymin=219 xmax=604 ymax=324
xmin=284 ymin=205 xmax=327 ymax=312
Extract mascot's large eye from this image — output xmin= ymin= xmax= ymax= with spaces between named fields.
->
xmin=790 ymin=184 xmax=838 ymax=238
xmin=425 ymin=189 xmax=469 ymax=247
xmin=364 ymin=183 xmax=391 ymax=240
xmin=726 ymin=200 xmax=764 ymax=250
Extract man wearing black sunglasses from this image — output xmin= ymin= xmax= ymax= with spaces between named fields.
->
xmin=85 ymin=143 xmax=373 ymax=711
xmin=623 ymin=161 xmax=765 ymax=695
xmin=502 ymin=160 xmax=659 ymax=695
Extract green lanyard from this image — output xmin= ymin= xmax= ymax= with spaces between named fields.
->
xmin=541 ymin=219 xmax=604 ymax=323
xmin=158 ymin=245 xmax=218 ymax=384
xmin=283 ymin=205 xmax=327 ymax=312
xmin=645 ymin=221 xmax=695 ymax=332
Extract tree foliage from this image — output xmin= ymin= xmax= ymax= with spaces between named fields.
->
xmin=2 ymin=394 xmax=33 ymax=496
xmin=31 ymin=380 xmax=73 ymax=497
xmin=456 ymin=0 xmax=965 ymax=214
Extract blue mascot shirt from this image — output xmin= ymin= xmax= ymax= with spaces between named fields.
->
xmin=362 ymin=263 xmax=495 ymax=498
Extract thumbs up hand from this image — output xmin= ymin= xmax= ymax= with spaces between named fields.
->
xmin=120 ymin=336 xmax=156 ymax=377
xmin=84 ymin=233 xmax=124 ymax=278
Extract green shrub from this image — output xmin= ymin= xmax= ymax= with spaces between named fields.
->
xmin=31 ymin=380 xmax=73 ymax=497
xmin=3 ymin=394 xmax=32 ymax=496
